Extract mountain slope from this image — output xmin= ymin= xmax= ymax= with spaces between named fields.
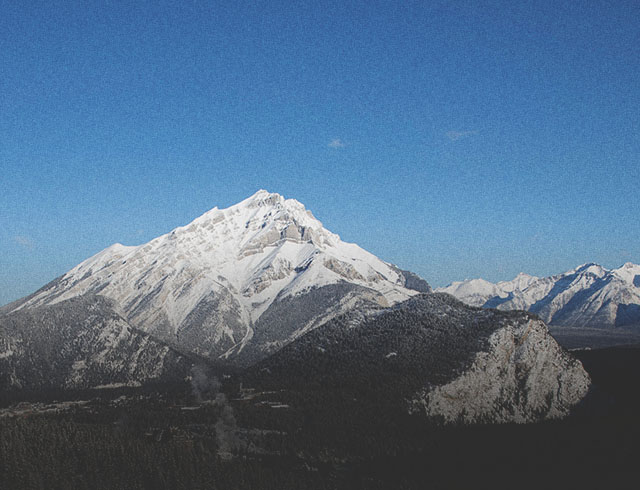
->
xmin=6 ymin=191 xmax=426 ymax=362
xmin=437 ymin=263 xmax=640 ymax=329
xmin=244 ymin=293 xmax=590 ymax=424
xmin=0 ymin=295 xmax=192 ymax=396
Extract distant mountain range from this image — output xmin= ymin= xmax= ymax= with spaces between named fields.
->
xmin=0 ymin=191 xmax=591 ymax=423
xmin=437 ymin=263 xmax=640 ymax=329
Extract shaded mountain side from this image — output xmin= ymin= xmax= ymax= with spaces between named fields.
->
xmin=246 ymin=294 xmax=499 ymax=394
xmin=227 ymin=282 xmax=392 ymax=366
xmin=172 ymin=287 xmax=245 ymax=359
xmin=395 ymin=268 xmax=433 ymax=293
xmin=0 ymin=295 xmax=193 ymax=397
xmin=615 ymin=303 xmax=640 ymax=327
xmin=243 ymin=293 xmax=589 ymax=424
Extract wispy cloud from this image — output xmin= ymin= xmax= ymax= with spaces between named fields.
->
xmin=14 ymin=235 xmax=34 ymax=249
xmin=446 ymin=130 xmax=478 ymax=141
xmin=328 ymin=138 xmax=345 ymax=148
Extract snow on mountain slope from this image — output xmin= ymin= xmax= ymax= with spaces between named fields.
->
xmin=497 ymin=272 xmax=539 ymax=293
xmin=436 ymin=278 xmax=508 ymax=307
xmin=9 ymin=191 xmax=424 ymax=360
xmin=437 ymin=263 xmax=640 ymax=329
xmin=0 ymin=295 xmax=192 ymax=393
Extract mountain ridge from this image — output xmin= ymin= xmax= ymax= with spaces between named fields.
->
xmin=437 ymin=262 xmax=640 ymax=329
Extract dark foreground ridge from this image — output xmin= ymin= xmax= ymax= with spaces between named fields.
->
xmin=244 ymin=292 xmax=588 ymax=424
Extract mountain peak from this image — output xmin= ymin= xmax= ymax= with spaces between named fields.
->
xmin=241 ymin=189 xmax=284 ymax=208
xmin=252 ymin=188 xmax=274 ymax=198
xmin=11 ymin=190 xmax=422 ymax=359
xmin=570 ymin=263 xmax=606 ymax=277
xmin=186 ymin=190 xmax=322 ymax=238
xmin=612 ymin=262 xmax=640 ymax=285
xmin=219 ymin=190 xmax=318 ymax=225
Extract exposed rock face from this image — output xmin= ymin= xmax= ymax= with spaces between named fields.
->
xmin=5 ymin=191 xmax=428 ymax=360
xmin=396 ymin=268 xmax=433 ymax=293
xmin=245 ymin=293 xmax=590 ymax=424
xmin=0 ymin=295 xmax=191 ymax=394
xmin=408 ymin=317 xmax=590 ymax=424
xmin=437 ymin=263 xmax=640 ymax=330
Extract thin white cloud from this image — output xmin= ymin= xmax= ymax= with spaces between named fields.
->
xmin=14 ymin=235 xmax=34 ymax=249
xmin=328 ymin=138 xmax=345 ymax=148
xmin=446 ymin=130 xmax=478 ymax=141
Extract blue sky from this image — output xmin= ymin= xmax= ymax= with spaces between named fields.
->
xmin=1 ymin=0 xmax=639 ymax=305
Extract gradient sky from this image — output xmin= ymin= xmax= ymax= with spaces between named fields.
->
xmin=1 ymin=0 xmax=639 ymax=306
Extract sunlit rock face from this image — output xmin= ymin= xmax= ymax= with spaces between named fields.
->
xmin=408 ymin=316 xmax=590 ymax=424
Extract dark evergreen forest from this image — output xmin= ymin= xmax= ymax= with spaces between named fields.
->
xmin=2 ymin=346 xmax=640 ymax=489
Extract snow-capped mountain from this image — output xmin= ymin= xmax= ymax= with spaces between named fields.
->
xmin=434 ymin=273 xmax=539 ymax=308
xmin=437 ymin=272 xmax=538 ymax=306
xmin=437 ymin=263 xmax=640 ymax=329
xmin=6 ymin=190 xmax=427 ymax=362
xmin=1 ymin=191 xmax=593 ymax=424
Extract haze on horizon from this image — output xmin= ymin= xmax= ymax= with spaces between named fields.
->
xmin=1 ymin=0 xmax=639 ymax=306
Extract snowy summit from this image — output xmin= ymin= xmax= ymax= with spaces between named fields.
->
xmin=9 ymin=191 xmax=427 ymax=361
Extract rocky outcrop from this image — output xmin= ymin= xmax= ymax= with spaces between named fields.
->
xmin=408 ymin=317 xmax=590 ymax=424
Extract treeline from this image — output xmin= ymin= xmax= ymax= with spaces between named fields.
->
xmin=4 ymin=408 xmax=639 ymax=490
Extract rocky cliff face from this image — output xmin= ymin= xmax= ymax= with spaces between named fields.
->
xmin=408 ymin=316 xmax=590 ymax=424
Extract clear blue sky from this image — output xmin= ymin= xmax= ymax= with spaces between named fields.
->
xmin=1 ymin=0 xmax=639 ymax=305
